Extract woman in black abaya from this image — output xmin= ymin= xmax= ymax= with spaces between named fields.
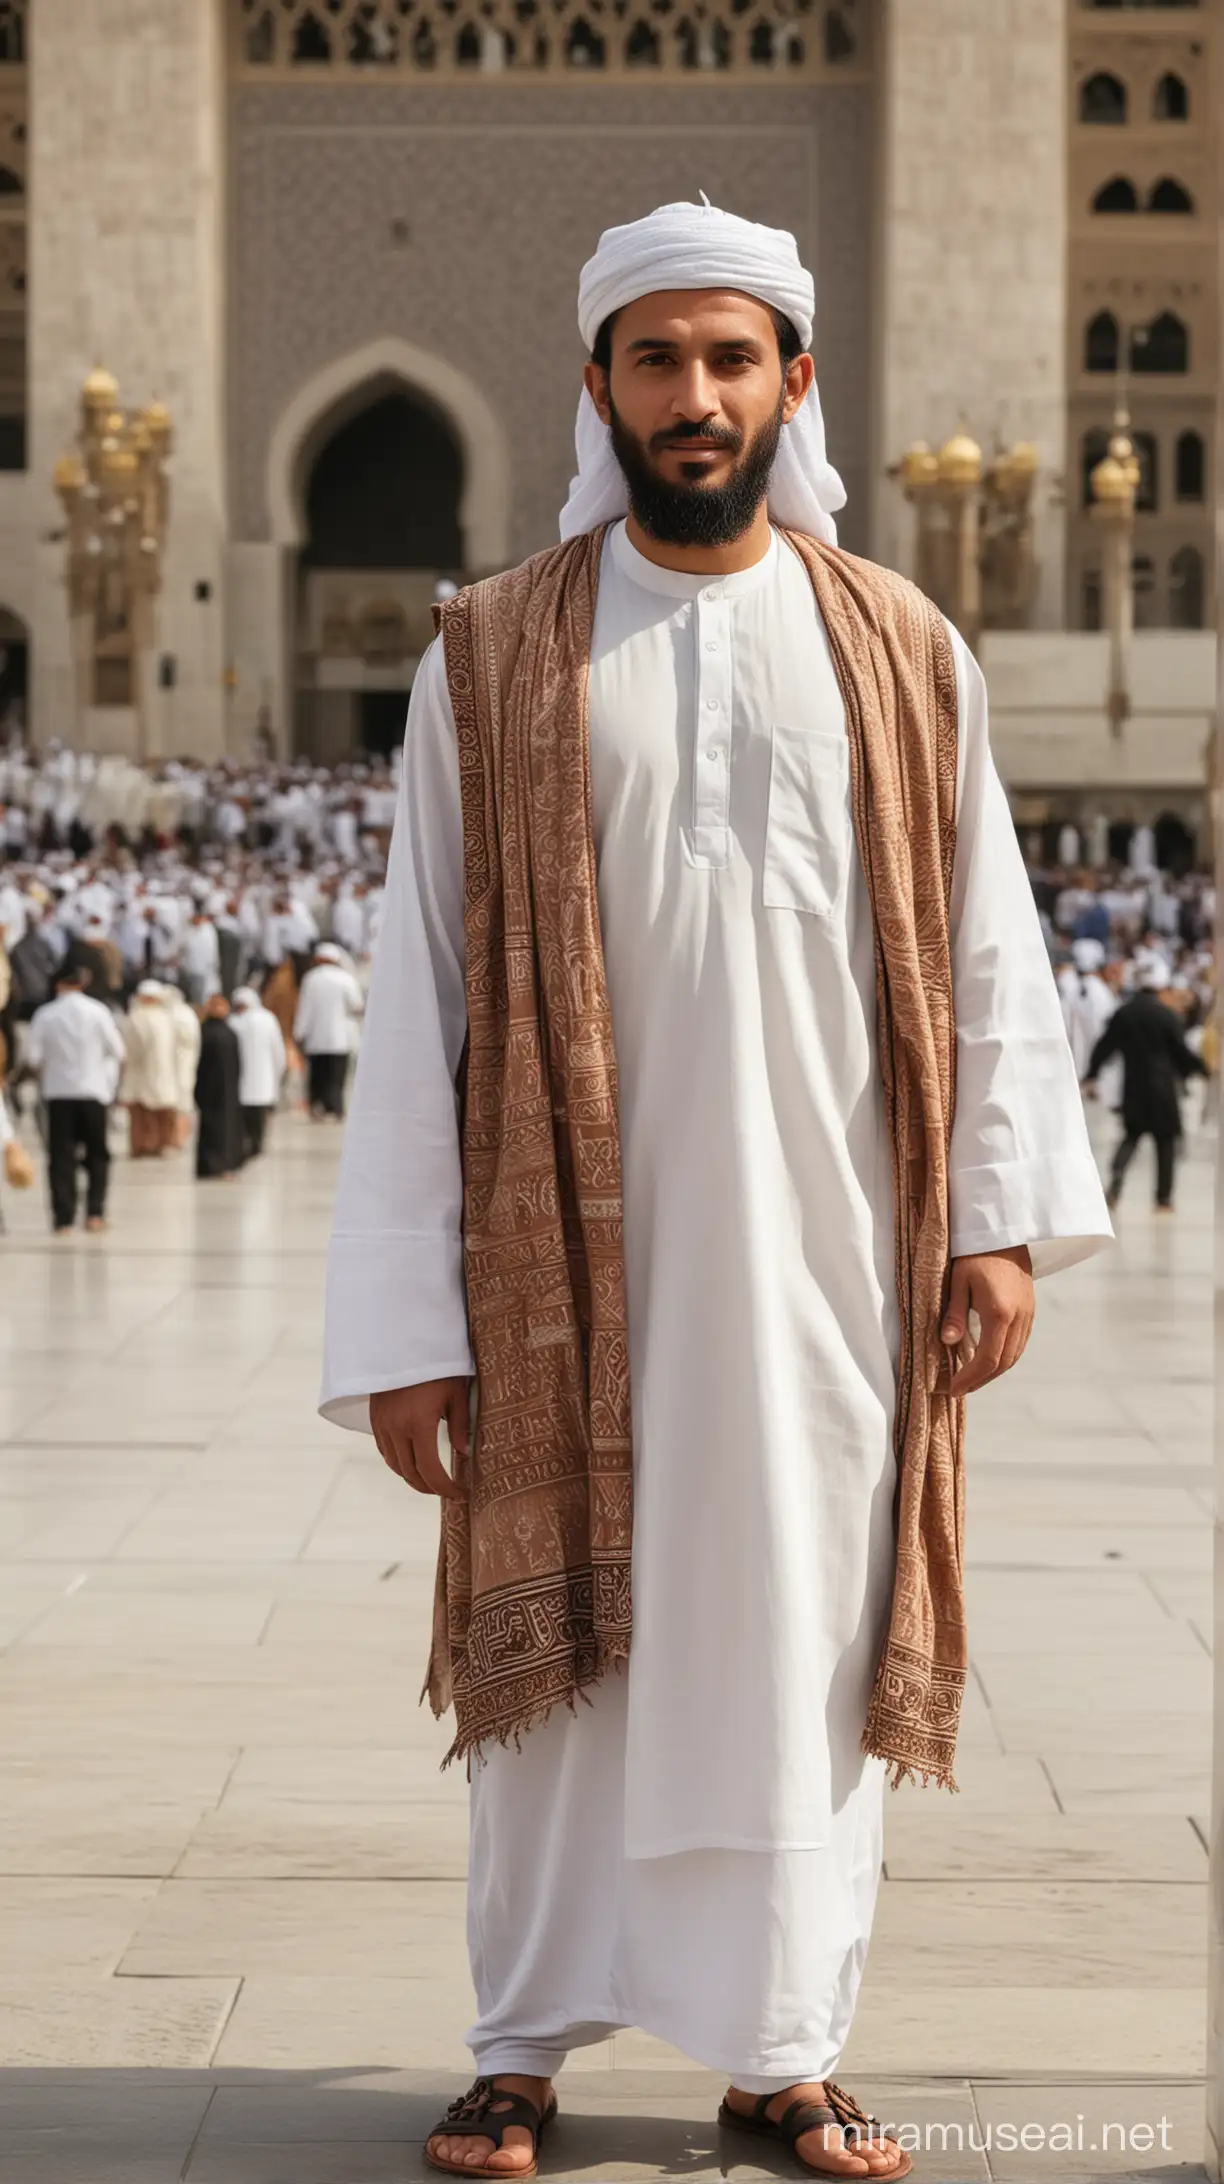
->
xmin=195 ymin=997 xmax=243 ymax=1179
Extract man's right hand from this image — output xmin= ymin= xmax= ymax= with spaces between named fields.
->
xmin=370 ymin=1378 xmax=470 ymax=1499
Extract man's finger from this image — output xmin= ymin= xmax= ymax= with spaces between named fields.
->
xmin=941 ymin=1262 xmax=971 ymax=1346
xmin=950 ymin=1312 xmax=1010 ymax=1394
xmin=411 ymin=1423 xmax=465 ymax=1500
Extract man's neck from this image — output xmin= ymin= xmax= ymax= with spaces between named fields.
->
xmin=624 ymin=505 xmax=773 ymax=576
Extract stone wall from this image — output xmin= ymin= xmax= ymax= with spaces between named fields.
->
xmin=875 ymin=0 xmax=1067 ymax=628
xmin=227 ymin=77 xmax=875 ymax=566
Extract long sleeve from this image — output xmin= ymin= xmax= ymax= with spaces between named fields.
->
xmin=945 ymin=624 xmax=1113 ymax=1279
xmin=319 ymin=639 xmax=472 ymax=1432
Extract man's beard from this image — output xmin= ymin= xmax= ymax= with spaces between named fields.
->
xmin=607 ymin=395 xmax=784 ymax=549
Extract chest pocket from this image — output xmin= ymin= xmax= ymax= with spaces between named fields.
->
xmin=762 ymin=723 xmax=852 ymax=917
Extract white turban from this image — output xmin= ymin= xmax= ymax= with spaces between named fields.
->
xmin=560 ymin=198 xmax=845 ymax=545
xmin=231 ymin=986 xmax=260 ymax=1010
xmin=1071 ymin=937 xmax=1106 ymax=973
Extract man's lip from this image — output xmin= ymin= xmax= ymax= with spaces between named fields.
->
xmin=664 ymin=440 xmax=723 ymax=452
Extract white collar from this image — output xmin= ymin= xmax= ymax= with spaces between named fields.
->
xmin=608 ymin=518 xmax=779 ymax=603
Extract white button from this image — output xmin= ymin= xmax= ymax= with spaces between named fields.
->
xmin=705 ymin=697 xmax=719 ymax=710
xmin=705 ymin=641 xmax=718 ymax=652
xmin=707 ymin=748 xmax=722 ymax=763
xmin=701 ymin=586 xmax=722 ymax=602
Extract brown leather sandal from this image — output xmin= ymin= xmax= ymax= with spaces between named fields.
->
xmin=424 ymin=2076 xmax=558 ymax=2178
xmin=718 ymin=2078 xmax=913 ymax=2178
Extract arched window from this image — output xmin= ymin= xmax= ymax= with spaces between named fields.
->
xmin=1132 ymin=312 xmax=1188 ymax=373
xmin=1148 ymin=176 xmax=1195 ymax=212
xmin=1081 ymin=427 xmax=1111 ymax=508
xmin=627 ymin=17 xmax=662 ymax=62
xmin=1092 ymin=176 xmax=1139 ymax=212
xmin=1079 ymin=71 xmax=1128 ymax=121
xmin=1169 ymin=546 xmax=1204 ymax=629
xmin=1175 ymin=429 xmax=1205 ymax=501
xmin=1085 ymin=310 xmax=1120 ymax=372
xmin=824 ymin=8 xmax=856 ymax=61
xmin=566 ymin=18 xmax=606 ymax=64
xmin=1153 ymin=71 xmax=1189 ymax=118
xmin=0 ymin=165 xmax=20 ymax=198
xmin=291 ymin=10 xmax=332 ymax=60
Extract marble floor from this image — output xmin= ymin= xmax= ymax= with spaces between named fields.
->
xmin=0 ymin=1101 xmax=1213 ymax=2182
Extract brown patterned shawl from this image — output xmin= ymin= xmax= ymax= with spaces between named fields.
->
xmin=431 ymin=524 xmax=966 ymax=1790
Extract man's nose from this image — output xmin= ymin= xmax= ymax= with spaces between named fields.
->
xmin=669 ymin=364 xmax=719 ymax=421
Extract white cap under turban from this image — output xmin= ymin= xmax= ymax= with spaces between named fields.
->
xmin=1071 ymin=937 xmax=1106 ymax=973
xmin=560 ymin=198 xmax=845 ymax=545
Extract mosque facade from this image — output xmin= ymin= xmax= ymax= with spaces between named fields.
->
xmin=0 ymin=0 xmax=1217 ymax=840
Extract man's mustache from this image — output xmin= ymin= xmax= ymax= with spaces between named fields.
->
xmin=648 ymin=420 xmax=743 ymax=455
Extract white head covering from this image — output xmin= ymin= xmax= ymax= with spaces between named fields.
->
xmin=135 ymin=979 xmax=164 ymax=1000
xmin=1071 ymin=937 xmax=1106 ymax=973
xmin=1139 ymin=957 xmax=1172 ymax=992
xmin=561 ymin=198 xmax=845 ymax=545
xmin=313 ymin=942 xmax=343 ymax=965
xmin=231 ymin=985 xmax=260 ymax=1010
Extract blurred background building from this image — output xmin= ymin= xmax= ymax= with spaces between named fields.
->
xmin=0 ymin=0 xmax=1216 ymax=850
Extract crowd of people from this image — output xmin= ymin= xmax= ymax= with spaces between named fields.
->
xmin=0 ymin=742 xmax=382 ymax=1233
xmin=1029 ymin=826 xmax=1216 ymax=1215
xmin=0 ymin=737 xmax=1216 ymax=1233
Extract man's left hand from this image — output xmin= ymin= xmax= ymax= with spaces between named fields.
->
xmin=941 ymin=1246 xmax=1034 ymax=1396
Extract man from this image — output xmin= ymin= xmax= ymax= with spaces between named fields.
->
xmin=294 ymin=942 xmax=363 ymax=1119
xmin=25 ymin=964 xmax=124 ymax=1233
xmin=321 ymin=203 xmax=1111 ymax=2180
xmin=121 ymin=982 xmax=179 ymax=1158
xmin=1059 ymin=937 xmax=1116 ymax=1082
xmin=194 ymin=994 xmax=242 ymax=1179
xmin=1085 ymin=961 xmax=1207 ymax=1213
xmin=162 ymin=980 xmax=203 ymax=1150
xmin=230 ymin=985 xmax=286 ymax=1162
xmin=9 ymin=906 xmax=59 ymax=1021
xmin=180 ymin=909 xmax=221 ymax=1007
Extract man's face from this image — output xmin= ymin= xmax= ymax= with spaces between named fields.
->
xmin=584 ymin=289 xmax=814 ymax=548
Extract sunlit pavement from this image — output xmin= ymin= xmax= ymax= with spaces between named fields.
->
xmin=0 ymin=1098 xmax=1212 ymax=2180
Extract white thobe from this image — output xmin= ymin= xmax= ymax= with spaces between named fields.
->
xmin=294 ymin=964 xmax=364 ymax=1056
xmin=233 ymin=1005 xmax=287 ymax=1108
xmin=321 ymin=521 xmax=1111 ymax=2069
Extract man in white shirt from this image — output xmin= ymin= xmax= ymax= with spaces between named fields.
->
xmin=25 ymin=966 xmax=125 ymax=1233
xmin=231 ymin=986 xmax=287 ymax=1161
xmin=293 ymin=943 xmax=364 ymax=1118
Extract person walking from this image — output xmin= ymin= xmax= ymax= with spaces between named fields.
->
xmin=194 ymin=995 xmax=242 ymax=1179
xmin=231 ymin=986 xmax=286 ymax=1162
xmin=121 ymin=983 xmax=179 ymax=1157
xmin=24 ymin=965 xmax=124 ymax=1232
xmin=162 ymin=983 xmax=203 ymax=1151
xmin=1085 ymin=963 xmax=1208 ymax=1212
xmin=294 ymin=942 xmax=363 ymax=1119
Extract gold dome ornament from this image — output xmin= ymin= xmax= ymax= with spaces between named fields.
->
xmin=899 ymin=441 xmax=939 ymax=494
xmin=53 ymin=451 xmax=85 ymax=500
xmin=138 ymin=399 xmax=172 ymax=455
xmin=937 ymin=428 xmax=983 ymax=488
xmin=81 ymin=364 xmax=119 ymax=411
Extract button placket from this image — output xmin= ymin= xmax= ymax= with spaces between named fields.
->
xmin=691 ymin=591 xmax=731 ymax=865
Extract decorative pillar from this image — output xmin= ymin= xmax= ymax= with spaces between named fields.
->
xmin=1088 ymin=416 xmax=1139 ymax=738
xmin=28 ymin=0 xmax=227 ymax=754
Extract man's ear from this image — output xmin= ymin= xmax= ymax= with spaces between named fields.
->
xmin=583 ymin=359 xmax=612 ymax=426
xmin=781 ymin=351 xmax=815 ymax=426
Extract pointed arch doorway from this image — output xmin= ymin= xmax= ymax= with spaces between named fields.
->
xmin=265 ymin=337 xmax=511 ymax=760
